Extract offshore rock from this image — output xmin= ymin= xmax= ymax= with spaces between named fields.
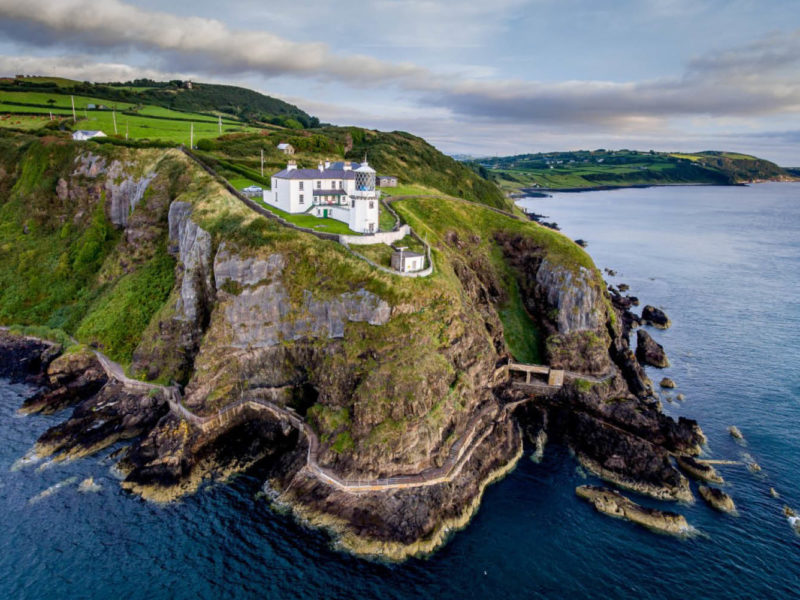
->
xmin=660 ymin=377 xmax=676 ymax=388
xmin=699 ymin=486 xmax=736 ymax=514
xmin=642 ymin=305 xmax=671 ymax=329
xmin=576 ymin=485 xmax=692 ymax=535
xmin=676 ymin=456 xmax=724 ymax=484
xmin=636 ymin=329 xmax=669 ymax=368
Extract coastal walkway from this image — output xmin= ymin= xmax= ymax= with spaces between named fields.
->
xmin=89 ymin=349 xmax=529 ymax=493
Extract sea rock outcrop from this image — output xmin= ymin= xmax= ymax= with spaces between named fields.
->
xmin=21 ymin=347 xmax=107 ymax=414
xmin=636 ymin=329 xmax=669 ymax=368
xmin=576 ymin=485 xmax=692 ymax=535
xmin=676 ymin=456 xmax=724 ymax=484
xmin=660 ymin=377 xmax=675 ymax=389
xmin=699 ymin=486 xmax=736 ymax=514
xmin=642 ymin=305 xmax=671 ymax=329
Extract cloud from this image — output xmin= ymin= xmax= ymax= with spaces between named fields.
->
xmin=0 ymin=54 xmax=190 ymax=83
xmin=0 ymin=0 xmax=799 ymax=148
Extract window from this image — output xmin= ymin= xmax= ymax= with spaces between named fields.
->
xmin=317 ymin=181 xmax=321 ymax=189
xmin=369 ymin=201 xmax=374 ymax=209
xmin=299 ymin=181 xmax=303 ymax=190
xmin=299 ymin=194 xmax=304 ymax=204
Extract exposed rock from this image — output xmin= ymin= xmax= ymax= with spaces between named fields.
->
xmin=676 ymin=456 xmax=724 ymax=484
xmin=574 ymin=239 xmax=588 ymax=248
xmin=770 ymin=487 xmax=780 ymax=498
xmin=660 ymin=377 xmax=676 ymax=389
xmin=642 ymin=305 xmax=671 ymax=329
xmin=105 ymin=159 xmax=156 ymax=227
xmin=21 ymin=347 xmax=108 ymax=414
xmin=676 ymin=393 xmax=685 ymax=401
xmin=567 ymin=411 xmax=694 ymax=502
xmin=636 ymin=329 xmax=669 ymax=368
xmin=728 ymin=425 xmax=744 ymax=440
xmin=618 ymin=283 xmax=630 ymax=292
xmin=170 ymin=202 xmax=215 ymax=323
xmin=699 ymin=486 xmax=736 ymax=513
xmin=34 ymin=381 xmax=168 ymax=462
xmin=576 ymin=485 xmax=692 ymax=535
xmin=0 ymin=330 xmax=61 ymax=385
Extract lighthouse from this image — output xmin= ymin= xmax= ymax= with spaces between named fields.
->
xmin=348 ymin=158 xmax=379 ymax=233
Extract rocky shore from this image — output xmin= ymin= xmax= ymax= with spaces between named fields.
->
xmin=576 ymin=485 xmax=693 ymax=535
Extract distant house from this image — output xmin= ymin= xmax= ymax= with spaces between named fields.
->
xmin=86 ymin=103 xmax=96 ymax=110
xmin=391 ymin=249 xmax=425 ymax=273
xmin=241 ymin=185 xmax=263 ymax=196
xmin=277 ymin=143 xmax=295 ymax=155
xmin=71 ymin=130 xmax=107 ymax=141
xmin=377 ymin=175 xmax=398 ymax=187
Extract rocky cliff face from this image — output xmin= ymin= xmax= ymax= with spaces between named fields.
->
xmin=1 ymin=141 xmax=710 ymax=561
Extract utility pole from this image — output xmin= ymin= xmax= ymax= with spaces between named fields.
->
xmin=71 ymin=95 xmax=76 ymax=122
xmin=125 ymin=121 xmax=129 ymax=140
xmin=112 ymin=109 xmax=118 ymax=135
xmin=49 ymin=111 xmax=53 ymax=121
xmin=218 ymin=115 xmax=222 ymax=134
xmin=190 ymin=122 xmax=194 ymax=149
xmin=261 ymin=148 xmax=264 ymax=177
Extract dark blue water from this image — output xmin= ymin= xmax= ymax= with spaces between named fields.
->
xmin=2 ymin=183 xmax=799 ymax=599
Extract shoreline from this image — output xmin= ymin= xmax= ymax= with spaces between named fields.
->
xmin=514 ymin=178 xmax=798 ymax=196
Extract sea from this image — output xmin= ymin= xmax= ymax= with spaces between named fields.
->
xmin=1 ymin=183 xmax=799 ymax=599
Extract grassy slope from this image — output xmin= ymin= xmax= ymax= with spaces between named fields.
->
xmin=394 ymin=196 xmax=597 ymax=363
xmin=0 ymin=134 xmax=188 ymax=364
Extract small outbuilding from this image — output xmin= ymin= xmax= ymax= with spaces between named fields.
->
xmin=277 ymin=143 xmax=295 ymax=155
xmin=391 ymin=249 xmax=425 ymax=273
xmin=71 ymin=130 xmax=107 ymax=141
xmin=377 ymin=175 xmax=398 ymax=187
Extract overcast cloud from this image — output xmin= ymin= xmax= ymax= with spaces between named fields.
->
xmin=0 ymin=0 xmax=798 ymax=163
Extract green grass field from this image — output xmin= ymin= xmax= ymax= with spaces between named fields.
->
xmin=256 ymin=199 xmax=357 ymax=235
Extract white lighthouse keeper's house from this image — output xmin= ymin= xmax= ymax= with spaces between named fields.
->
xmin=265 ymin=158 xmax=380 ymax=234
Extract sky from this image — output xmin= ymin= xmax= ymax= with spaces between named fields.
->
xmin=0 ymin=0 xmax=799 ymax=164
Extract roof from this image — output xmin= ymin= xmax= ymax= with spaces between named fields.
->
xmin=393 ymin=250 xmax=425 ymax=259
xmin=312 ymin=189 xmax=347 ymax=195
xmin=73 ymin=130 xmax=105 ymax=136
xmin=277 ymin=143 xmax=293 ymax=149
xmin=242 ymin=185 xmax=263 ymax=191
xmin=273 ymin=168 xmax=356 ymax=180
xmin=377 ymin=174 xmax=397 ymax=179
xmin=355 ymin=162 xmax=375 ymax=173
xmin=328 ymin=161 xmax=361 ymax=170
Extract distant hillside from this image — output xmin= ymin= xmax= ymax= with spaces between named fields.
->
xmin=473 ymin=149 xmax=796 ymax=191
xmin=1 ymin=76 xmax=314 ymax=127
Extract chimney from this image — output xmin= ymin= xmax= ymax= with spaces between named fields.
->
xmin=324 ymin=160 xmax=331 ymax=169
xmin=318 ymin=162 xmax=324 ymax=172
xmin=343 ymin=162 xmax=352 ymax=171
xmin=287 ymin=160 xmax=297 ymax=172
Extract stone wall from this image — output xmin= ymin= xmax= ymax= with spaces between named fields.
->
xmin=340 ymin=225 xmax=411 ymax=246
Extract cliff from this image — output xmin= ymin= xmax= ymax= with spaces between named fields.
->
xmin=0 ymin=131 xmax=706 ymax=559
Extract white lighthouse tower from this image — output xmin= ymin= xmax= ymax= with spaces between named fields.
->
xmin=348 ymin=158 xmax=380 ymax=233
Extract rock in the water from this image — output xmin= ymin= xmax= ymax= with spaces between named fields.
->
xmin=576 ymin=485 xmax=692 ymax=535
xmin=770 ymin=487 xmax=780 ymax=498
xmin=618 ymin=283 xmax=630 ymax=292
xmin=642 ymin=305 xmax=671 ymax=329
xmin=660 ymin=377 xmax=676 ymax=389
xmin=676 ymin=456 xmax=724 ymax=484
xmin=699 ymin=486 xmax=736 ymax=513
xmin=78 ymin=477 xmax=102 ymax=493
xmin=676 ymin=393 xmax=685 ymax=401
xmin=728 ymin=425 xmax=744 ymax=440
xmin=636 ymin=329 xmax=670 ymax=368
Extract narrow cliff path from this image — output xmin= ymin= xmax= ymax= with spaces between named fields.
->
xmin=90 ymin=348 xmax=520 ymax=494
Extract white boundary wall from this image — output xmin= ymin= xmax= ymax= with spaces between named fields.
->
xmin=340 ymin=224 xmax=411 ymax=245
